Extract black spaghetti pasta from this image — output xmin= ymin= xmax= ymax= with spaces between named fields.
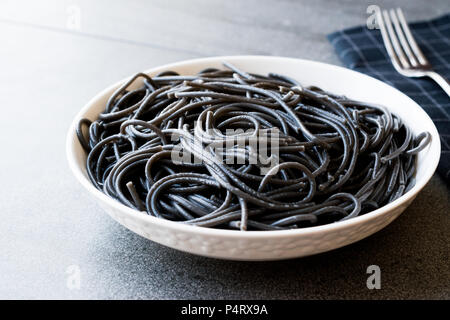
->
xmin=77 ymin=63 xmax=431 ymax=231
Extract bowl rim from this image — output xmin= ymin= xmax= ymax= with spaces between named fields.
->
xmin=66 ymin=55 xmax=441 ymax=239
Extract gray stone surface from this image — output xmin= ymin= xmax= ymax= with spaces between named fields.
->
xmin=0 ymin=0 xmax=448 ymax=299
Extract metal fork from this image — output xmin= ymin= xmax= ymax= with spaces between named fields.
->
xmin=377 ymin=8 xmax=450 ymax=96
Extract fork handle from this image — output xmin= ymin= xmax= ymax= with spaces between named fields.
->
xmin=426 ymin=71 xmax=450 ymax=97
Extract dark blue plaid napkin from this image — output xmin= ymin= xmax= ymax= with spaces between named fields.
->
xmin=328 ymin=13 xmax=450 ymax=183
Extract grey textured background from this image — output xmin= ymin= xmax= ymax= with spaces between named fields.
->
xmin=0 ymin=0 xmax=448 ymax=299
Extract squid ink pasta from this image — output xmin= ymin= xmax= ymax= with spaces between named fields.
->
xmin=77 ymin=63 xmax=431 ymax=231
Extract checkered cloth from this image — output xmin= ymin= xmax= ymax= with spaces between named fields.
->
xmin=328 ymin=13 xmax=450 ymax=183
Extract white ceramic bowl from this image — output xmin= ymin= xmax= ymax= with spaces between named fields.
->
xmin=66 ymin=56 xmax=440 ymax=261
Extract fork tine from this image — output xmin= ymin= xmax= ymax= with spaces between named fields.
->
xmin=396 ymin=8 xmax=428 ymax=65
xmin=376 ymin=10 xmax=406 ymax=71
xmin=382 ymin=10 xmax=410 ymax=68
xmin=389 ymin=9 xmax=419 ymax=67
